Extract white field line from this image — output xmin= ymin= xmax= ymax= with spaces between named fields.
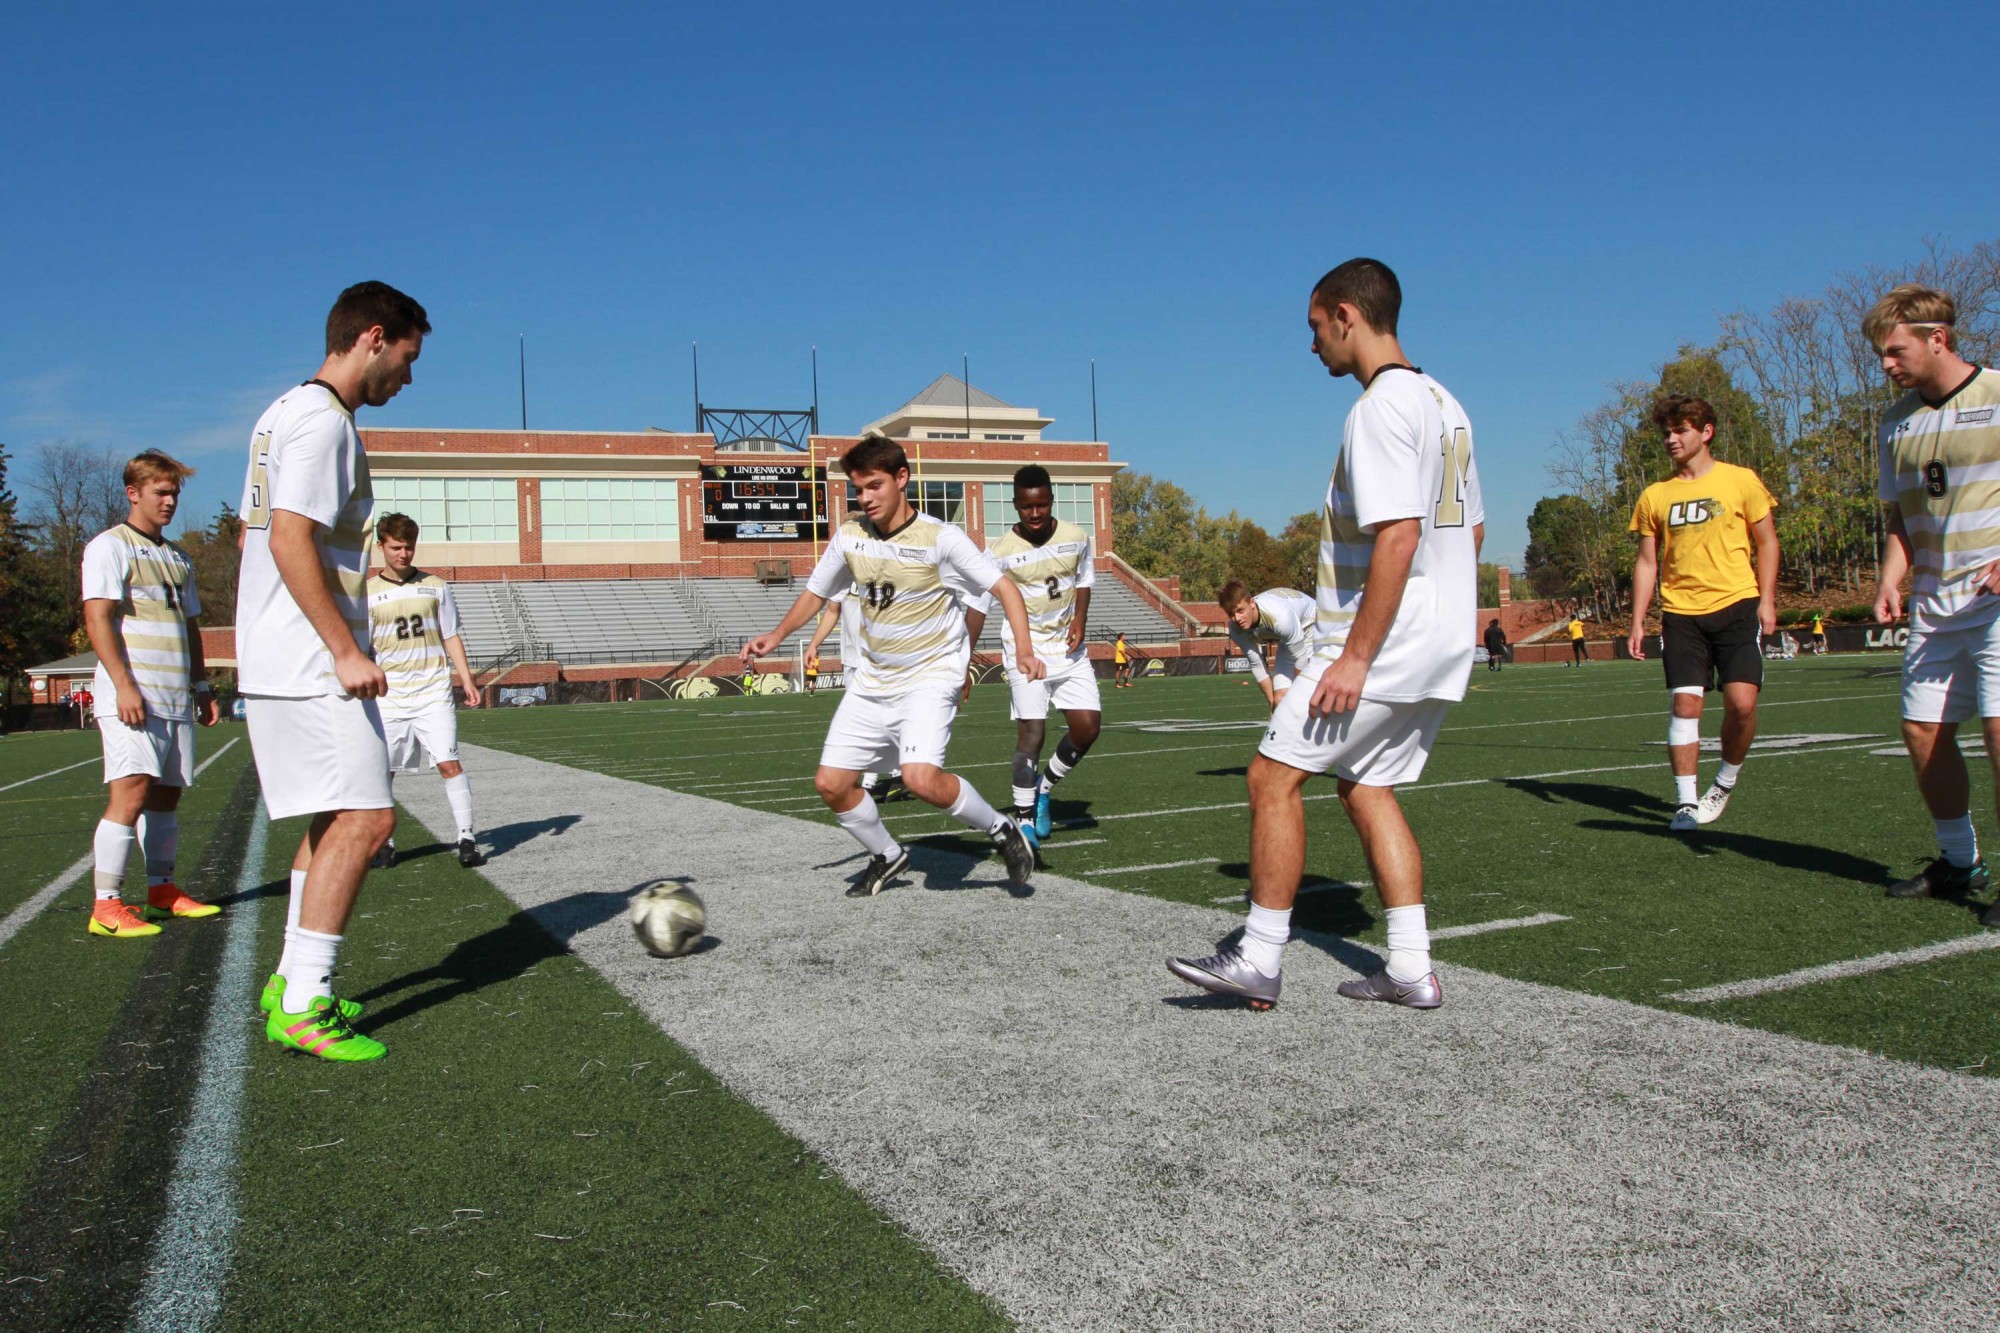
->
xmin=1664 ymin=931 xmax=2000 ymax=1004
xmin=0 ymin=737 xmax=239 ymax=950
xmin=1430 ymin=911 xmax=1572 ymax=941
xmin=1057 ymin=739 xmax=1892 ymax=828
xmin=1442 ymin=689 xmax=1891 ymax=735
xmin=129 ymin=797 xmax=269 ymax=1333
xmin=1090 ymin=857 xmax=1221 ymax=875
xmin=0 ymin=755 xmax=98 ymax=793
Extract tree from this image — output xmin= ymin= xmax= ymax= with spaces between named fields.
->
xmin=1523 ymin=494 xmax=1598 ymax=603
xmin=181 ymin=502 xmax=244 ymax=628
xmin=0 ymin=441 xmax=27 ymax=685
xmin=1224 ymin=519 xmax=1289 ymax=596
xmin=23 ymin=439 xmax=125 ymax=644
xmin=1111 ymin=471 xmax=1200 ymax=579
xmin=1276 ymin=511 xmax=1318 ymax=594
xmin=1477 ymin=562 xmax=1503 ymax=609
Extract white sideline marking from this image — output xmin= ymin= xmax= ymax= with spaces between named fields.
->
xmin=0 ymin=755 xmax=98 ymax=793
xmin=0 ymin=738 xmax=239 ymax=950
xmin=130 ymin=797 xmax=268 ymax=1333
xmin=1664 ymin=932 xmax=2000 ymax=1003
xmin=1091 ymin=857 xmax=1221 ymax=875
xmin=1429 ymin=912 xmax=1572 ymax=941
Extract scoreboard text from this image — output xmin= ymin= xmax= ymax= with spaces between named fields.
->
xmin=700 ymin=464 xmax=830 ymax=542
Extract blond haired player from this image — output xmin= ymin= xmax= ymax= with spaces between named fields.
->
xmin=239 ymin=280 xmax=428 ymax=1062
xmin=1626 ymin=394 xmax=1778 ymax=832
xmin=743 ymin=433 xmax=1043 ymax=897
xmin=1169 ymin=258 xmax=1482 ymax=1011
xmin=1217 ymin=581 xmax=1317 ymax=711
xmin=367 ymin=512 xmax=485 ymax=869
xmin=1868 ymin=284 xmax=2000 ymax=925
xmin=964 ymin=464 xmax=1102 ymax=843
xmin=79 ymin=450 xmax=223 ymax=938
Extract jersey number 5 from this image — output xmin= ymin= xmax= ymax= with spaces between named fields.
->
xmin=1434 ymin=427 xmax=1472 ymax=528
xmin=244 ymin=432 xmax=273 ymax=531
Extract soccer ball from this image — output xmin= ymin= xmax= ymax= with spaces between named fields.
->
xmin=630 ymin=881 xmax=706 ymax=958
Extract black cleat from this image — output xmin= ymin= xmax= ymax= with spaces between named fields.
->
xmin=993 ymin=818 xmax=1035 ymax=892
xmin=1886 ymin=856 xmax=1988 ymax=900
xmin=1983 ymin=899 xmax=2000 ymax=928
xmin=847 ymin=847 xmax=910 ymax=898
xmin=456 ymin=838 xmax=486 ymax=868
xmin=370 ymin=841 xmax=395 ymax=870
xmin=874 ymin=777 xmax=910 ymax=804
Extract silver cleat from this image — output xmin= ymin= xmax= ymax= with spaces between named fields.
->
xmin=1336 ymin=969 xmax=1443 ymax=1009
xmin=1695 ymin=782 xmax=1734 ymax=825
xmin=1669 ymin=804 xmax=1699 ymax=832
xmin=1166 ymin=945 xmax=1281 ymax=1010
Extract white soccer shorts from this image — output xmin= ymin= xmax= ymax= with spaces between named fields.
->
xmin=1007 ymin=652 xmax=1103 ymax=720
xmin=1269 ymin=647 xmax=1303 ymax=695
xmin=244 ymin=693 xmax=393 ymax=820
xmin=1901 ymin=612 xmax=2000 ymax=724
xmin=383 ymin=699 xmax=461 ymax=773
xmin=98 ymin=714 xmax=195 ymax=787
xmin=1256 ymin=662 xmax=1449 ymax=787
xmin=819 ymin=685 xmax=961 ymax=773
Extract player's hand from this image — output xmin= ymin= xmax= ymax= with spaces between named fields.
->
xmin=1015 ymin=650 xmax=1047 ymax=682
xmin=1067 ymin=621 xmax=1086 ymax=654
xmin=197 ymin=694 xmax=220 ymax=727
xmin=335 ymin=651 xmax=388 ymax=700
xmin=741 ymin=635 xmax=776 ymax=666
xmin=1873 ymin=583 xmax=1902 ymax=624
xmin=462 ymin=680 xmax=485 ymax=708
xmin=961 ymin=669 xmax=974 ymax=705
xmin=1627 ymin=626 xmax=1647 ymax=661
xmin=1310 ymin=653 xmax=1367 ymax=718
xmin=118 ymin=693 xmax=147 ymax=728
xmin=1758 ymin=600 xmax=1778 ymax=636
xmin=1978 ymin=560 xmax=2000 ymax=596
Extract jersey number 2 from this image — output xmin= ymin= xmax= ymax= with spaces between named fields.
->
xmin=1434 ymin=427 xmax=1472 ymax=528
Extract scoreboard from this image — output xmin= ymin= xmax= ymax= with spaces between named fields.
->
xmin=700 ymin=464 xmax=830 ymax=542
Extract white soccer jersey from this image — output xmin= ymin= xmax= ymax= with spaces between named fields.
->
xmin=236 ymin=382 xmax=376 ymax=697
xmin=1312 ymin=367 xmax=1483 ymax=703
xmin=806 ymin=512 xmax=1001 ymax=697
xmin=82 ymin=524 xmax=202 ymax=721
xmin=368 ymin=570 xmax=462 ymax=717
xmin=1878 ymin=368 xmax=2000 ymax=632
xmin=986 ymin=520 xmax=1095 ymax=663
xmin=1227 ymin=587 xmax=1316 ymax=683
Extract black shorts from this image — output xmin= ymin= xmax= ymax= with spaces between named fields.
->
xmin=1661 ymin=597 xmax=1764 ymax=693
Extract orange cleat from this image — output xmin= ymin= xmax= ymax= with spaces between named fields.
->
xmin=89 ymin=899 xmax=162 ymax=938
xmin=143 ymin=882 xmax=221 ymax=921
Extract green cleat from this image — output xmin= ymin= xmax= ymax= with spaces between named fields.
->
xmin=259 ymin=972 xmax=363 ymax=1019
xmin=265 ymin=994 xmax=385 ymax=1062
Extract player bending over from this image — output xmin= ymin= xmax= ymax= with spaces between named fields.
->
xmin=1168 ymin=257 xmax=1482 ymax=1011
xmin=743 ymin=433 xmax=1044 ymax=897
xmin=367 ymin=512 xmax=485 ymax=870
xmin=1626 ymin=394 xmax=1778 ymax=832
xmin=1868 ymin=284 xmax=2000 ymax=925
xmin=962 ymin=464 xmax=1103 ymax=843
xmin=1218 ymin=582 xmax=1317 ymax=711
xmin=79 ymin=451 xmax=223 ymax=938
xmin=240 ymin=280 xmax=429 ymax=1062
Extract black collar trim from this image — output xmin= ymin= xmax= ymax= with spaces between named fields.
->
xmin=868 ymin=510 xmax=922 ymax=542
xmin=1014 ymin=520 xmax=1057 ymax=548
xmin=120 ymin=522 xmax=165 ymax=546
xmin=305 ymin=378 xmax=352 ymax=411
xmin=1923 ymin=366 xmax=1983 ymax=411
xmin=1365 ymin=363 xmax=1421 ymax=388
xmin=379 ymin=567 xmax=425 ymax=585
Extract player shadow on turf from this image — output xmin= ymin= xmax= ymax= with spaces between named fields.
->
xmin=351 ymin=880 xmax=714 ymax=1029
xmin=901 ymin=837 xmax=1035 ymax=898
xmin=390 ymin=813 xmax=585 ymax=864
xmin=1160 ymin=922 xmax=1385 ymax=1010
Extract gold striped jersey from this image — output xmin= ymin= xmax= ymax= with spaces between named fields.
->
xmin=1315 ymin=367 xmax=1483 ymax=703
xmin=81 ymin=524 xmax=202 ymax=720
xmin=1226 ymin=588 xmax=1316 ymax=682
xmin=236 ymin=381 xmax=376 ymax=696
xmin=368 ymin=570 xmax=463 ymax=716
xmin=1878 ymin=367 xmax=2000 ymax=630
xmin=1629 ymin=462 xmax=1774 ymax=616
xmin=806 ymin=512 xmax=1001 ymax=697
xmin=986 ymin=520 xmax=1095 ymax=663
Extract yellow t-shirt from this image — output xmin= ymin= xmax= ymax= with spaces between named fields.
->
xmin=1629 ymin=461 xmax=1776 ymax=616
xmin=1114 ymin=639 xmax=1128 ymax=664
xmin=1811 ymin=615 xmax=1823 ymax=634
xmin=1568 ymin=618 xmax=1584 ymax=641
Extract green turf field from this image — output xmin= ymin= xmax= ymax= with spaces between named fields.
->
xmin=2 ymin=654 xmax=1995 ymax=1328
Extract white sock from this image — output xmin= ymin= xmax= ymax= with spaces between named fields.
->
xmin=1011 ymin=784 xmax=1038 ymax=812
xmin=444 ymin=773 xmax=475 ymax=839
xmin=947 ymin=779 xmax=1007 ymax=837
xmin=835 ymin=792 xmax=902 ymax=859
xmin=1240 ymin=902 xmax=1291 ymax=977
xmin=276 ymin=868 xmax=307 ymax=974
xmin=92 ymin=819 xmax=137 ymax=900
xmin=1935 ymin=815 xmax=1979 ymax=869
xmin=1384 ymin=903 xmax=1431 ymax=983
xmin=280 ymin=926 xmax=341 ymax=1013
xmin=1674 ymin=774 xmax=1698 ymax=806
xmin=860 ymin=771 xmax=880 ymax=792
xmin=138 ymin=810 xmax=179 ymax=886
xmin=1715 ymin=760 xmax=1743 ymax=789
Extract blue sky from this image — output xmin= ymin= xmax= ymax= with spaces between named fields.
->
xmin=4 ymin=3 xmax=1996 ymax=567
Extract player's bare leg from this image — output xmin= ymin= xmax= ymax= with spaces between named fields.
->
xmin=1334 ymin=778 xmax=1441 ymax=1007
xmin=1667 ymin=687 xmax=1704 ymax=830
xmin=1887 ymin=718 xmax=1990 ymax=903
xmin=1023 ymin=707 xmax=1101 ymax=840
xmin=1167 ymin=754 xmax=1304 ymax=1009
xmin=1697 ymin=681 xmax=1759 ymax=826
xmin=816 ymin=764 xmax=909 ymax=896
xmin=274 ymin=807 xmax=393 ymax=1015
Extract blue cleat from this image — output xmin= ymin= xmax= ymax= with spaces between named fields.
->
xmin=1033 ymin=789 xmax=1052 ymax=840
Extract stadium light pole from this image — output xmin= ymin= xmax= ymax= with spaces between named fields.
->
xmin=1090 ymin=358 xmax=1098 ymax=441
xmin=519 ymin=334 xmax=527 ymax=430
